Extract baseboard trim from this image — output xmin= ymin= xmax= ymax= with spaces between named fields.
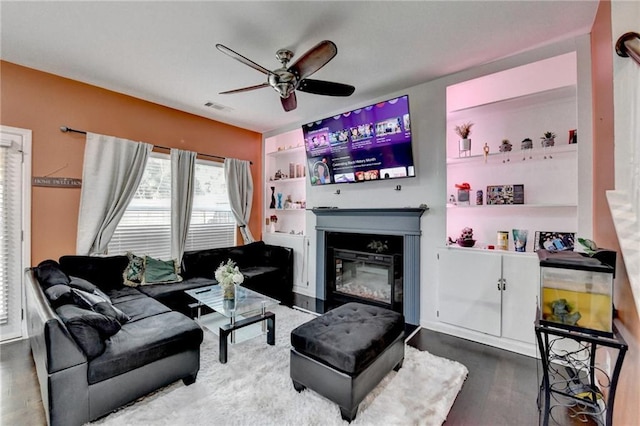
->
xmin=421 ymin=320 xmax=538 ymax=358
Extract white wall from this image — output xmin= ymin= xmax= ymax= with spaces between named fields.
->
xmin=264 ymin=35 xmax=593 ymax=328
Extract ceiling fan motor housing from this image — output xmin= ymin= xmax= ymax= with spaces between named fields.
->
xmin=269 ymin=69 xmax=297 ymax=98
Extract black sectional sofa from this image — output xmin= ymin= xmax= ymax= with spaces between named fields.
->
xmin=25 ymin=241 xmax=293 ymax=426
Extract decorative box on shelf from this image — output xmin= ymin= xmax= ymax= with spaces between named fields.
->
xmin=486 ymin=184 xmax=524 ymax=205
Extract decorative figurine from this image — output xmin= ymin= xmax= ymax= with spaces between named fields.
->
xmin=483 ymin=143 xmax=490 ymax=162
xmin=269 ymin=186 xmax=276 ymax=209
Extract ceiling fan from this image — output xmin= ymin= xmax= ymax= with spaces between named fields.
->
xmin=215 ymin=40 xmax=355 ymax=112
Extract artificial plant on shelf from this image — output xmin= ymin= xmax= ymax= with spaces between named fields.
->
xmin=454 ymin=122 xmax=474 ymax=157
xmin=454 ymin=122 xmax=474 ymax=139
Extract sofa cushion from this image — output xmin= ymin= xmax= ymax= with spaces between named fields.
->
xmin=137 ymin=277 xmax=216 ymax=299
xmin=112 ymin=296 xmax=171 ymax=322
xmin=291 ymin=303 xmax=405 ymax=375
xmin=87 ymin=311 xmax=203 ymax=384
xmin=181 ymin=249 xmax=228 ymax=280
xmin=142 ymin=256 xmax=182 ymax=285
xmin=104 ymin=286 xmax=147 ymax=304
xmin=59 ymin=255 xmax=129 ymax=290
xmin=56 ymin=304 xmax=122 ymax=360
xmin=227 ymin=241 xmax=266 ymax=268
xmin=35 ymin=260 xmax=70 ymax=289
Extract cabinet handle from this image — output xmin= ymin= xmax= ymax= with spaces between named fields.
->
xmin=497 ymin=278 xmax=506 ymax=291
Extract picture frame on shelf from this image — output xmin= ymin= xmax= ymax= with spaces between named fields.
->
xmin=486 ymin=184 xmax=524 ymax=205
xmin=534 ymin=231 xmax=575 ymax=252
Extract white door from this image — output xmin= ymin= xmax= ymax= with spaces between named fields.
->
xmin=0 ymin=126 xmax=31 ymax=342
xmin=437 ymin=249 xmax=502 ymax=336
xmin=501 ymin=253 xmax=539 ymax=344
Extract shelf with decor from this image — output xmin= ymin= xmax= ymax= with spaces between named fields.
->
xmin=445 ymin=53 xmax=579 ymax=250
xmin=264 ymin=129 xmax=308 ymax=290
xmin=446 ymin=143 xmax=577 ymax=165
xmin=447 ymin=203 xmax=578 ymax=209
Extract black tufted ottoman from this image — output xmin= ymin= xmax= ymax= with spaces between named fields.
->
xmin=290 ymin=302 xmax=405 ymax=422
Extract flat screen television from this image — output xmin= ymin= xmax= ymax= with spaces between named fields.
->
xmin=302 ymin=95 xmax=415 ymax=186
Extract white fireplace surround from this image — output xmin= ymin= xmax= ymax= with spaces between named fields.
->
xmin=313 ymin=207 xmax=426 ymax=325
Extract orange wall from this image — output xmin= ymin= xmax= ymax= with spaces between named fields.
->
xmin=0 ymin=61 xmax=263 ymax=264
xmin=590 ymin=2 xmax=640 ymax=424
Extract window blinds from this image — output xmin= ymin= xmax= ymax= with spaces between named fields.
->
xmin=107 ymin=155 xmax=236 ymax=260
xmin=0 ymin=141 xmax=22 ymax=326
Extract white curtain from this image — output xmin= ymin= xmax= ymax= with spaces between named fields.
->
xmin=76 ymin=133 xmax=152 ymax=255
xmin=171 ymin=148 xmax=196 ymax=261
xmin=224 ymin=158 xmax=255 ymax=244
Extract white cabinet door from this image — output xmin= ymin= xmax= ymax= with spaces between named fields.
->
xmin=501 ymin=253 xmax=539 ymax=344
xmin=437 ymin=249 xmax=502 ymax=336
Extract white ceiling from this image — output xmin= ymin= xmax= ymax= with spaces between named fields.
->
xmin=1 ymin=1 xmax=598 ymax=134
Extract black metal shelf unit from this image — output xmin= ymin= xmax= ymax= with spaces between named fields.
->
xmin=535 ymin=317 xmax=628 ymax=426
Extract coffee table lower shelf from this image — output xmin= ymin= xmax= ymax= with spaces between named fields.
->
xmin=197 ymin=311 xmax=276 ymax=363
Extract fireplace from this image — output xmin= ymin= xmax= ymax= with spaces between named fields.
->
xmin=313 ymin=207 xmax=426 ymax=325
xmin=326 ymin=232 xmax=403 ymax=313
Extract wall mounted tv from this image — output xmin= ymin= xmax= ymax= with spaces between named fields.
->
xmin=302 ymin=95 xmax=415 ymax=186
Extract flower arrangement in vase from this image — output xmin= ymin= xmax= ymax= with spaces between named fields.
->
xmin=215 ymin=259 xmax=244 ymax=300
xmin=454 ymin=122 xmax=474 ymax=157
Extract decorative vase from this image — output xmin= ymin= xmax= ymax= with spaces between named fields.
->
xmin=222 ymin=283 xmax=235 ymax=300
xmin=269 ymin=222 xmax=276 ymax=233
xmin=269 ymin=186 xmax=276 ymax=209
xmin=277 ymin=193 xmax=283 ymax=209
xmin=458 ymin=138 xmax=471 ymax=157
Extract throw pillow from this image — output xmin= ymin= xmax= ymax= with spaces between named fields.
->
xmin=142 ymin=256 xmax=182 ymax=285
xmin=34 ymin=260 xmax=70 ymax=290
xmin=123 ymin=252 xmax=145 ymax=287
xmin=44 ymin=284 xmax=75 ymax=308
xmin=56 ymin=304 xmax=121 ymax=359
xmin=71 ymin=288 xmax=130 ymax=325
xmin=68 ymin=276 xmax=112 ymax=303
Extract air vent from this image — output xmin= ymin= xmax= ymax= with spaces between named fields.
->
xmin=204 ymin=101 xmax=233 ymax=112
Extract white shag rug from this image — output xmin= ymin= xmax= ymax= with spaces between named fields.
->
xmin=93 ymin=305 xmax=468 ymax=426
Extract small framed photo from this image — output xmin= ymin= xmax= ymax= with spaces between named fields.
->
xmin=486 ymin=184 xmax=524 ymax=205
xmin=534 ymin=231 xmax=576 ymax=251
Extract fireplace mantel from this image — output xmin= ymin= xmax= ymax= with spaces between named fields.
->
xmin=312 ymin=207 xmax=427 ymax=236
xmin=313 ymin=207 xmax=426 ymax=325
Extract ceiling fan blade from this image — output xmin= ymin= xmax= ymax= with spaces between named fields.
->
xmin=216 ymin=44 xmax=272 ymax=76
xmin=219 ymin=82 xmax=270 ymax=95
xmin=288 ymin=40 xmax=337 ymax=80
xmin=298 ymin=79 xmax=355 ymax=97
xmin=281 ymin=92 xmax=297 ymax=112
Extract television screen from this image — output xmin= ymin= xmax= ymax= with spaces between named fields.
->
xmin=302 ymin=95 xmax=415 ymax=186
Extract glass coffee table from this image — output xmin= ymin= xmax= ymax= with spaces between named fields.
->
xmin=185 ymin=285 xmax=279 ymax=363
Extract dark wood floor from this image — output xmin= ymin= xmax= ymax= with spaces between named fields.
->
xmin=2 ymin=293 xmax=588 ymax=425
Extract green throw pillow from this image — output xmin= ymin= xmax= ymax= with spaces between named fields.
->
xmin=123 ymin=252 xmax=145 ymax=287
xmin=142 ymin=256 xmax=182 ymax=285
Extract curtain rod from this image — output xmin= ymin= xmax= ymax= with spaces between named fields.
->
xmin=59 ymin=126 xmax=252 ymax=164
xmin=615 ymin=32 xmax=640 ymax=67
